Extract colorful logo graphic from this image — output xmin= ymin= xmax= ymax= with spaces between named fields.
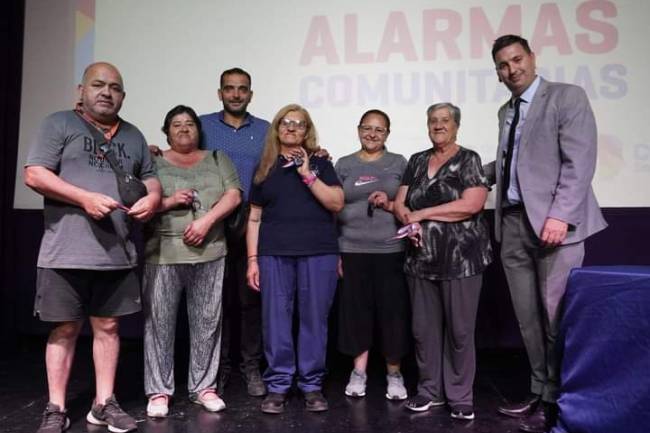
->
xmin=75 ymin=0 xmax=95 ymax=83
xmin=597 ymin=133 xmax=624 ymax=179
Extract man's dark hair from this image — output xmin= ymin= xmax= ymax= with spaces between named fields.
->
xmin=491 ymin=34 xmax=532 ymax=61
xmin=220 ymin=67 xmax=252 ymax=88
xmin=161 ymin=105 xmax=203 ymax=144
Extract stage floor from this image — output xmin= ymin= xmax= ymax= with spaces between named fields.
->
xmin=1 ymin=337 xmax=532 ymax=433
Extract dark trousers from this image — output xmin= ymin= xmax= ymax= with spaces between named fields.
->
xmin=337 ymin=252 xmax=410 ymax=361
xmin=408 ymin=274 xmax=482 ymax=407
xmin=258 ymin=254 xmax=338 ymax=394
xmin=219 ymin=236 xmax=263 ymax=377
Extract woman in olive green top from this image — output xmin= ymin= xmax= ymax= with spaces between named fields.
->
xmin=143 ymin=105 xmax=241 ymax=417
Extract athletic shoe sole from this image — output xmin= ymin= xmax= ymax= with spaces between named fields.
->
xmin=385 ymin=392 xmax=408 ymax=400
xmin=405 ymin=400 xmax=446 ymax=412
xmin=451 ymin=411 xmax=475 ymax=420
xmin=86 ymin=411 xmax=134 ymax=433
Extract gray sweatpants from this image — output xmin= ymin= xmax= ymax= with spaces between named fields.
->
xmin=407 ymin=274 xmax=482 ymax=407
xmin=143 ymin=258 xmax=225 ymax=396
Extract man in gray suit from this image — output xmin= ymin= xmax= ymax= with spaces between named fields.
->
xmin=484 ymin=35 xmax=607 ymax=433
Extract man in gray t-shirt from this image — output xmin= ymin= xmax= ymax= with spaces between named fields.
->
xmin=24 ymin=62 xmax=161 ymax=433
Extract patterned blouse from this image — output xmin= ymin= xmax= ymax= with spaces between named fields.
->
xmin=401 ymin=146 xmax=493 ymax=280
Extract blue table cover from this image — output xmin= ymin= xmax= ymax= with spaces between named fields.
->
xmin=553 ymin=266 xmax=650 ymax=433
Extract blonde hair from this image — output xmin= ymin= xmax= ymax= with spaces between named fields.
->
xmin=253 ymin=104 xmax=319 ymax=184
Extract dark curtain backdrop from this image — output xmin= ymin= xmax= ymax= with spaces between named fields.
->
xmin=1 ymin=0 xmax=649 ymax=352
xmin=1 ymin=0 xmax=25 ymax=349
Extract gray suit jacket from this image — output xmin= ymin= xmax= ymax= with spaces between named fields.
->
xmin=484 ymin=78 xmax=607 ymax=243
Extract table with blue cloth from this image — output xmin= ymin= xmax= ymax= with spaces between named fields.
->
xmin=553 ymin=266 xmax=650 ymax=433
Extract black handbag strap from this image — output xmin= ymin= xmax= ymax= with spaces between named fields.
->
xmin=98 ymin=143 xmax=128 ymax=177
xmin=75 ymin=112 xmax=129 ymax=177
xmin=211 ymin=150 xmax=228 ymax=192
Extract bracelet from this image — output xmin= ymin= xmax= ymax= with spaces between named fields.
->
xmin=301 ymin=171 xmax=317 ymax=187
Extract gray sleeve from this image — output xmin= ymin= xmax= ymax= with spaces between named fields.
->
xmin=547 ymin=85 xmax=598 ymax=226
xmin=25 ymin=113 xmax=67 ymax=171
xmin=396 ymin=154 xmax=408 ymax=178
xmin=334 ymin=157 xmax=347 ymax=183
xmin=217 ymin=150 xmax=242 ymax=190
xmin=136 ymin=132 xmax=157 ymax=180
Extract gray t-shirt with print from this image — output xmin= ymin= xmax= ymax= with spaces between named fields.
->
xmin=26 ymin=110 xmax=157 ymax=270
xmin=335 ymin=151 xmax=407 ymax=253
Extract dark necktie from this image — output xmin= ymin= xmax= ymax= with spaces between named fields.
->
xmin=502 ymin=97 xmax=522 ymax=201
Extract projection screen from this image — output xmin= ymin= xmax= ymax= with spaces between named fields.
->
xmin=15 ymin=0 xmax=650 ymax=209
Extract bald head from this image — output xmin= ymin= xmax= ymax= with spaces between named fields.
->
xmin=81 ymin=62 xmax=124 ymax=87
xmin=78 ymin=62 xmax=126 ymax=123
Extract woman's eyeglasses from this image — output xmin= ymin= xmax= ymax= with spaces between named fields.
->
xmin=279 ymin=118 xmax=307 ymax=130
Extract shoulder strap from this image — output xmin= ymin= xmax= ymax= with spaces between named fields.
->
xmin=75 ymin=111 xmax=107 ymax=146
xmin=211 ymin=150 xmax=228 ymax=191
xmin=74 ymin=112 xmax=128 ymax=176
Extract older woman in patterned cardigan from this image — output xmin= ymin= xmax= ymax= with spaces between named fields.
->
xmin=394 ymin=102 xmax=492 ymax=421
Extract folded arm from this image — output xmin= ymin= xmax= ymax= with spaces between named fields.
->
xmin=403 ymin=186 xmax=488 ymax=224
xmin=182 ymin=188 xmax=241 ymax=246
xmin=24 ymin=165 xmax=120 ymax=220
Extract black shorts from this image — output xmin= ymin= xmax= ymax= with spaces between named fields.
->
xmin=337 ymin=252 xmax=410 ymax=361
xmin=34 ymin=268 xmax=142 ymax=322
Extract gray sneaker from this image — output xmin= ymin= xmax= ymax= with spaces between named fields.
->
xmin=386 ymin=371 xmax=407 ymax=400
xmin=86 ymin=395 xmax=137 ymax=433
xmin=37 ymin=403 xmax=70 ymax=433
xmin=345 ymin=369 xmax=367 ymax=397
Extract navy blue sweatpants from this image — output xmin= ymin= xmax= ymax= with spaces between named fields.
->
xmin=258 ymin=254 xmax=338 ymax=393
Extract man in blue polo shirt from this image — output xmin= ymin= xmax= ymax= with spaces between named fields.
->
xmin=200 ymin=68 xmax=270 ymax=397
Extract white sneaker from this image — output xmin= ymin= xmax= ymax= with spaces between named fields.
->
xmin=450 ymin=405 xmax=475 ymax=420
xmin=344 ymin=370 xmax=367 ymax=397
xmin=385 ymin=372 xmax=407 ymax=400
xmin=190 ymin=389 xmax=226 ymax=412
xmin=146 ymin=394 xmax=169 ymax=418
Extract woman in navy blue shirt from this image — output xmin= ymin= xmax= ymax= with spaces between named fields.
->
xmin=246 ymin=104 xmax=343 ymax=414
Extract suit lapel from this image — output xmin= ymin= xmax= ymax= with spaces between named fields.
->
xmin=495 ymin=102 xmax=509 ymax=211
xmin=518 ymin=78 xmax=549 ymax=154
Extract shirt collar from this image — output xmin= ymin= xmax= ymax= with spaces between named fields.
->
xmin=218 ymin=110 xmax=252 ymax=129
xmin=515 ymin=75 xmax=541 ymax=105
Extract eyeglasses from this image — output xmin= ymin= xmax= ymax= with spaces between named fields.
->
xmin=279 ymin=118 xmax=307 ymax=130
xmin=358 ymin=125 xmax=388 ymax=135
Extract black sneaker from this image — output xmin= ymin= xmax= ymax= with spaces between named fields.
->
xmin=451 ymin=405 xmax=475 ymax=420
xmin=405 ymin=394 xmax=446 ymax=412
xmin=244 ymin=369 xmax=267 ymax=397
xmin=260 ymin=392 xmax=287 ymax=414
xmin=37 ymin=403 xmax=70 ymax=433
xmin=86 ymin=395 xmax=137 ymax=432
xmin=304 ymin=391 xmax=328 ymax=412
